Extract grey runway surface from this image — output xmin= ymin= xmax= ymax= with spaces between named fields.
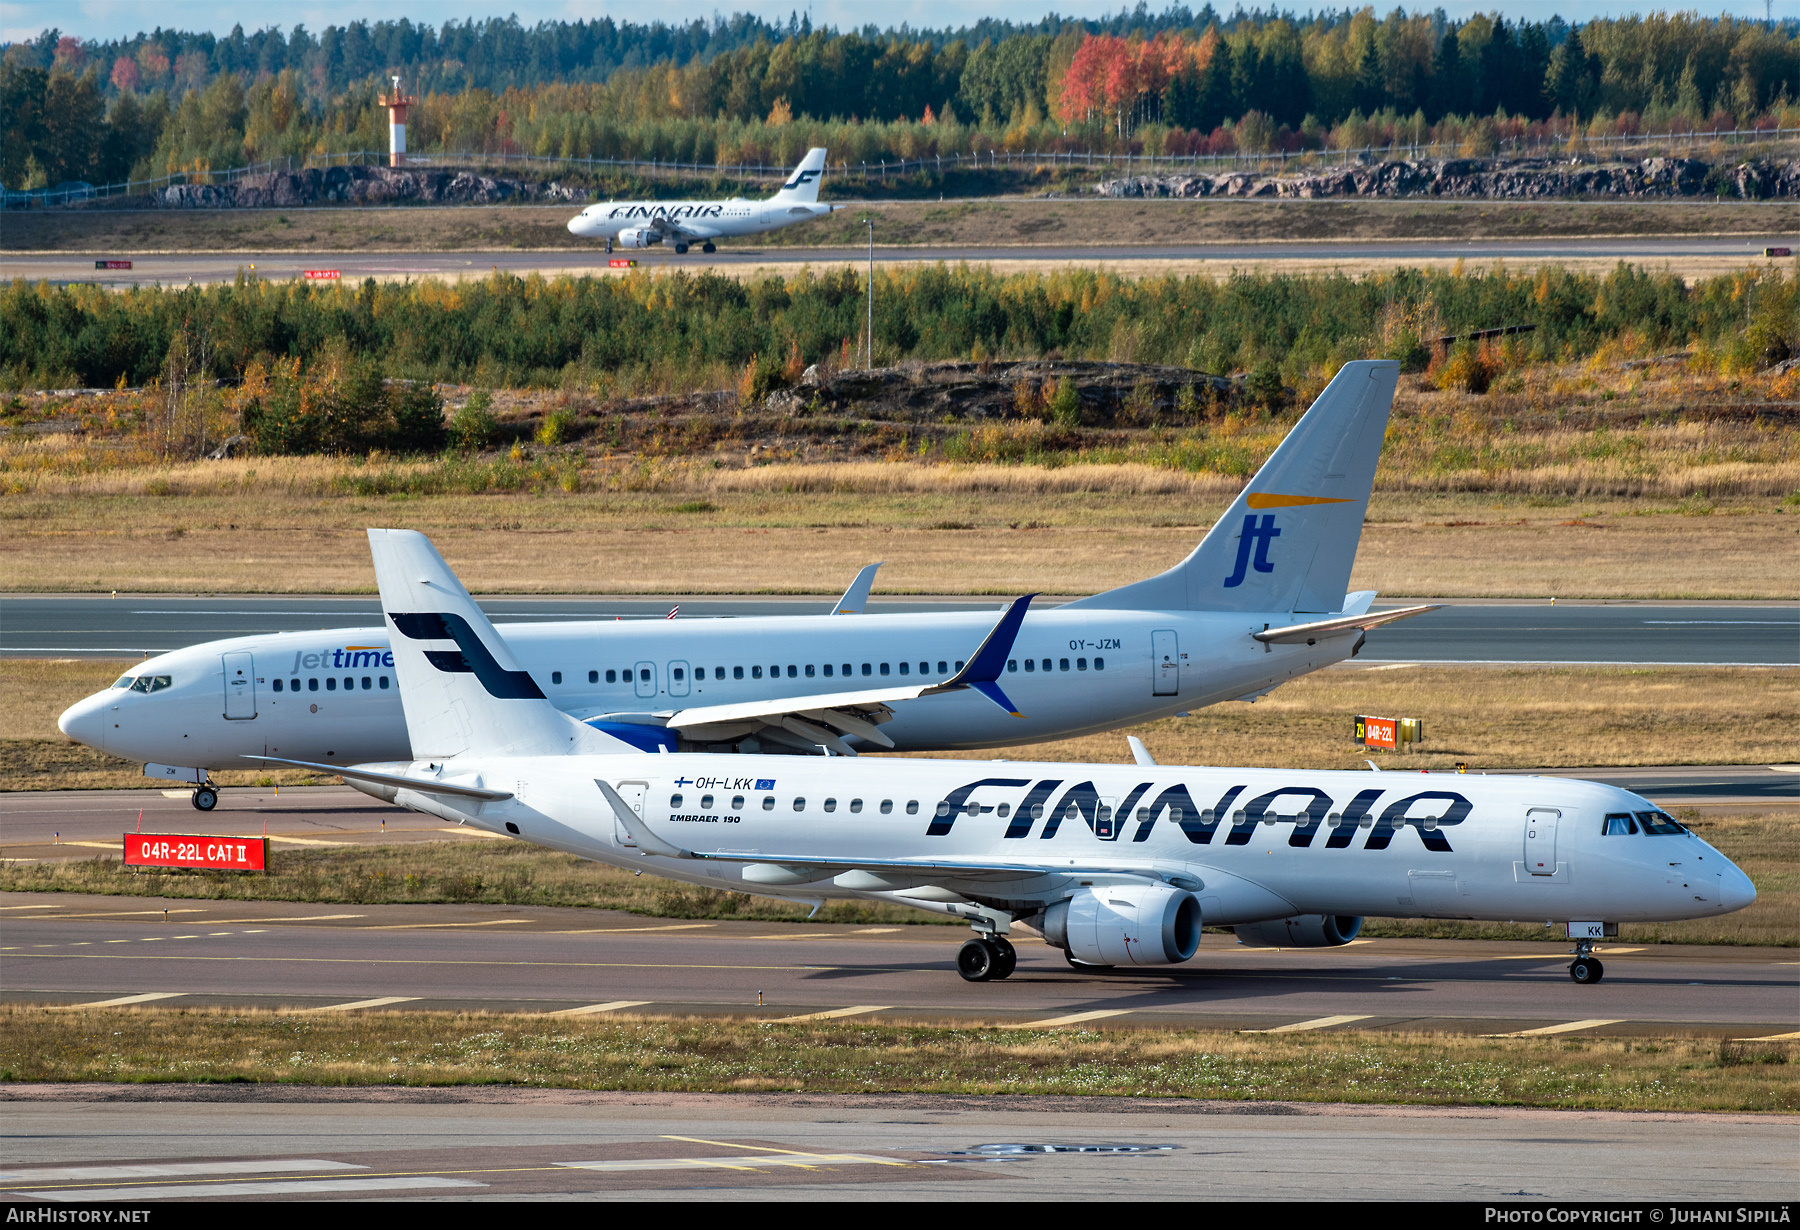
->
xmin=1 ymin=1090 xmax=1792 ymax=1201
xmin=3 ymin=594 xmax=1795 ymax=664
xmin=3 ymin=889 xmax=1794 ymax=1034
xmin=5 ymin=233 xmax=1793 ymax=286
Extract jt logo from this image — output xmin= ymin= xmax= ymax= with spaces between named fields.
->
xmin=1223 ymin=515 xmax=1281 ymax=587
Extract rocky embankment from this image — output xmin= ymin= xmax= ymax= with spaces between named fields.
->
xmin=1097 ymin=155 xmax=1800 ymax=200
xmin=157 ymin=164 xmax=588 ymax=208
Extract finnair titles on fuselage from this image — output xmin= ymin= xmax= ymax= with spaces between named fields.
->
xmin=60 ymin=362 xmax=1437 ymax=807
xmin=565 ymin=147 xmax=836 ymax=254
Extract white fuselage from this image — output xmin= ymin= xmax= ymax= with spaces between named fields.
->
xmin=566 ymin=197 xmax=833 ymax=243
xmin=357 ymin=753 xmax=1756 ymax=928
xmin=59 ymin=607 xmax=1355 ymax=772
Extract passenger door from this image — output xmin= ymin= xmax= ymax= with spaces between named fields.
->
xmin=222 ymin=652 xmax=256 ymax=720
xmin=1524 ymin=807 xmax=1560 ymax=876
xmin=1152 ymin=629 xmax=1179 ymax=696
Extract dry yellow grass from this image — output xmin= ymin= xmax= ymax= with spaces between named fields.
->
xmin=1 ymin=1006 xmax=1793 ymax=1110
xmin=0 ymin=484 xmax=1792 ymax=597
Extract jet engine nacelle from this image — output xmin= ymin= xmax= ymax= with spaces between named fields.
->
xmin=1233 ymin=915 xmax=1364 ymax=948
xmin=1043 ymin=883 xmax=1202 ymax=966
xmin=616 ymin=228 xmax=661 ymax=248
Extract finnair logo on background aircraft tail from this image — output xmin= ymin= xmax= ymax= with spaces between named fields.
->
xmin=783 ymin=167 xmax=820 ymax=191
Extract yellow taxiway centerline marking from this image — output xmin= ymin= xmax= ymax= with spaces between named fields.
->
xmin=1494 ymin=948 xmax=1647 ymax=960
xmin=1007 ymin=1009 xmax=1135 ymax=1029
xmin=1245 ymin=1014 xmax=1373 ymax=1034
xmin=438 ymin=827 xmax=512 ymax=840
xmin=356 ymin=920 xmax=532 ymax=930
xmin=1482 ymin=1018 xmax=1626 ymax=1037
xmin=546 ymin=1000 xmax=652 ymax=1017
xmin=1731 ymin=1031 xmax=1800 ymax=1041
xmin=0 ymin=905 xmax=61 ymax=910
xmin=766 ymin=1005 xmax=892 ymax=1022
xmin=52 ymin=992 xmax=186 ymax=1009
xmin=553 ymin=924 xmax=717 ymax=934
xmin=659 ymin=1136 xmax=910 ymax=1166
xmin=39 ymin=841 xmax=120 ymax=850
xmin=299 ymin=996 xmax=421 ymax=1013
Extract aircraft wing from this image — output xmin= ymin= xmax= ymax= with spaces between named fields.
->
xmin=1251 ymin=603 xmax=1441 ymax=644
xmin=594 ymin=594 xmax=1036 ymax=754
xmin=648 ymin=217 xmax=724 ymax=241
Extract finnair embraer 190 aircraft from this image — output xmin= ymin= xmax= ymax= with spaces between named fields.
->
xmin=565 ymin=147 xmax=837 ymax=254
xmin=58 ymin=361 xmax=1438 ymax=811
xmin=254 ymin=528 xmax=1755 ymax=987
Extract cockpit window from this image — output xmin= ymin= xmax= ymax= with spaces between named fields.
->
xmin=1602 ymin=813 xmax=1638 ymax=836
xmin=112 ymin=675 xmax=134 ymax=689
xmin=1636 ymin=810 xmax=1686 ymax=835
xmin=119 ymin=675 xmax=172 ymax=693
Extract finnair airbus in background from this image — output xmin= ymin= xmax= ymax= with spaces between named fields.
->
xmin=249 ymin=528 xmax=1754 ymax=988
xmin=566 ymin=147 xmax=837 ymax=254
xmin=60 ymin=361 xmax=1436 ymax=810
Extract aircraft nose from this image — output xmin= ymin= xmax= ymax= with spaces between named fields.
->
xmin=1719 ymin=865 xmax=1757 ymax=913
xmin=58 ymin=692 xmax=109 ymax=749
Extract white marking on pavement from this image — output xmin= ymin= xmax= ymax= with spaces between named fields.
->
xmin=748 ymin=932 xmax=840 ymax=939
xmin=0 ymin=1159 xmax=364 ymax=1183
xmin=1247 ymin=1014 xmax=1373 ymax=1034
xmin=547 ymin=1000 xmax=652 ymax=1017
xmin=554 ymin=924 xmax=716 ymax=934
xmin=30 ymin=1177 xmax=484 ymax=1200
xmin=1731 ymin=1031 xmax=1800 ymax=1041
xmin=768 ymin=1005 xmax=891 ymax=1022
xmin=1483 ymin=1019 xmax=1626 ymax=1037
xmin=50 ymin=992 xmax=185 ymax=1009
xmin=851 ymin=928 xmax=905 ymax=934
xmin=558 ymin=1153 xmax=905 ymax=1174
xmin=299 ymin=996 xmax=420 ymax=1012
xmin=357 ymin=919 xmax=531 ymax=930
xmin=1007 ymin=1009 xmax=1134 ymax=1029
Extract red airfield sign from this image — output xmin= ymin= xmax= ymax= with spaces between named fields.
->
xmin=124 ymin=833 xmax=268 ymax=871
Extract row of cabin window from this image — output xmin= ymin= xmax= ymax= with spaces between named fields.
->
xmin=667 ymin=793 xmax=1450 ymax=831
xmin=1603 ymin=811 xmax=1687 ymax=835
xmin=548 ymin=657 xmax=1105 ymax=687
xmin=271 ymin=676 xmax=390 ymax=693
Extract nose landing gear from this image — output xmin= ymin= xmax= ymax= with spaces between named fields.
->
xmin=1568 ymin=938 xmax=1605 ymax=984
xmin=604 ymin=238 xmax=613 ymax=254
xmin=191 ymin=784 xmax=218 ymax=811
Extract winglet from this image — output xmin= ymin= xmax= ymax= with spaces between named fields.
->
xmin=831 ymin=562 xmax=882 ymax=615
xmin=595 ymin=779 xmax=694 ymax=858
xmin=928 ymin=594 xmax=1035 ymax=716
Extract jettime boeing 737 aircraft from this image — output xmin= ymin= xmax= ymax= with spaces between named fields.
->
xmin=565 ymin=147 xmax=837 ymax=253
xmin=59 ymin=361 xmax=1438 ymax=811
xmin=251 ymin=528 xmax=1755 ymax=988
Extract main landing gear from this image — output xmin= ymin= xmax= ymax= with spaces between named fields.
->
xmin=1568 ymin=939 xmax=1605 ymax=984
xmin=956 ymin=934 xmax=1017 ymax=982
xmin=673 ymin=242 xmax=689 ymax=255
xmin=191 ymin=784 xmax=218 ymax=811
xmin=701 ymin=242 xmax=716 ymax=254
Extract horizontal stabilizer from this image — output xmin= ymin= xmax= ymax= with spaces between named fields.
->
xmin=240 ymin=755 xmax=514 ymax=801
xmin=1251 ymin=603 xmax=1441 ymax=644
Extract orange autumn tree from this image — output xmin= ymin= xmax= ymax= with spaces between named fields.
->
xmin=1056 ymin=32 xmax=1201 ymax=136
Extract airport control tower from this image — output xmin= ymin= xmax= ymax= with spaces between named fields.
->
xmin=378 ymin=77 xmax=415 ymax=167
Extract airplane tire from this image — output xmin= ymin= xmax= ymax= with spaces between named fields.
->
xmin=192 ymin=786 xmax=218 ymax=811
xmin=674 ymin=243 xmax=689 ymax=255
xmin=1568 ymin=957 xmax=1604 ymax=985
xmin=956 ymin=938 xmax=999 ymax=982
xmin=990 ymin=936 xmax=1017 ymax=980
xmin=701 ymin=242 xmax=716 ymax=253
xmin=1064 ymin=950 xmax=1113 ymax=972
